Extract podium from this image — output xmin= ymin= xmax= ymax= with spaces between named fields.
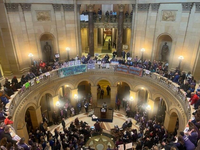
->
xmin=100 ymin=108 xmax=107 ymax=118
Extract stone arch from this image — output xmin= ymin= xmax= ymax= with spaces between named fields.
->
xmin=155 ymin=33 xmax=173 ymax=62
xmin=168 ymin=107 xmax=185 ymax=133
xmin=152 ymin=93 xmax=169 ymax=112
xmin=37 ymin=90 xmax=55 ymax=107
xmin=39 ymin=32 xmax=57 ymax=62
xmin=114 ymin=80 xmax=133 ymax=90
xmin=132 ymin=84 xmax=152 ymax=99
xmin=94 ymin=78 xmax=113 ymax=86
xmin=55 ymin=82 xmax=74 ymax=95
xmin=75 ymin=79 xmax=94 ymax=88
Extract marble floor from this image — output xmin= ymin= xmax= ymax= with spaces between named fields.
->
xmin=48 ymin=108 xmax=138 ymax=150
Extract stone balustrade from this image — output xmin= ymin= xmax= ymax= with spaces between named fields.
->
xmin=4 ymin=64 xmax=190 ymax=124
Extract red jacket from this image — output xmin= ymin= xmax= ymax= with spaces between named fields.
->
xmin=4 ymin=118 xmax=13 ymax=125
xmin=190 ymin=94 xmax=199 ymax=105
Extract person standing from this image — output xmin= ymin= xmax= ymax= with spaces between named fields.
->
xmin=61 ymin=118 xmax=65 ymax=130
xmin=106 ymin=85 xmax=111 ymax=96
xmin=100 ymin=89 xmax=104 ymax=99
xmin=84 ymin=101 xmax=89 ymax=113
xmin=116 ymin=99 xmax=121 ymax=110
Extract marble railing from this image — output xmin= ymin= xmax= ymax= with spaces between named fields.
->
xmin=7 ymin=64 xmax=190 ymax=121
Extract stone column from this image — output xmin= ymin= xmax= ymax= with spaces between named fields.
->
xmin=94 ymin=28 xmax=98 ymax=50
xmin=164 ymin=111 xmax=177 ymax=133
xmin=28 ymin=106 xmax=43 ymax=129
xmin=70 ymin=88 xmax=78 ymax=107
xmin=88 ymin=4 xmax=94 ymax=56
xmin=17 ymin=122 xmax=29 ymax=143
xmin=91 ymin=86 xmax=97 ymax=107
xmin=117 ymin=4 xmax=125 ymax=57
xmin=147 ymin=98 xmax=155 ymax=118
xmin=110 ymin=86 xmax=117 ymax=109
xmin=129 ymin=90 xmax=137 ymax=111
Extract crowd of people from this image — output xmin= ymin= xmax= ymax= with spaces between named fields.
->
xmin=0 ymin=51 xmax=199 ymax=149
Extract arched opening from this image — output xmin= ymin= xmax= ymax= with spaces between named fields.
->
xmin=40 ymin=33 xmax=57 ymax=62
xmin=137 ymin=88 xmax=148 ymax=108
xmin=25 ymin=106 xmax=37 ymax=133
xmin=117 ymin=82 xmax=130 ymax=109
xmin=40 ymin=93 xmax=53 ymax=124
xmin=155 ymin=34 xmax=172 ymax=62
xmin=154 ymin=97 xmax=166 ymax=124
xmin=97 ymin=80 xmax=111 ymax=107
xmin=168 ymin=112 xmax=179 ymax=134
xmin=78 ymin=81 xmax=91 ymax=100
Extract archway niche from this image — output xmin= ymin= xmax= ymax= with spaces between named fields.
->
xmin=58 ymin=85 xmax=71 ymax=101
xmin=155 ymin=34 xmax=172 ymax=62
xmin=117 ymin=82 xmax=130 ymax=109
xmin=78 ymin=81 xmax=91 ymax=100
xmin=25 ymin=106 xmax=37 ymax=132
xmin=168 ymin=112 xmax=179 ymax=134
xmin=40 ymin=93 xmax=53 ymax=123
xmin=97 ymin=80 xmax=111 ymax=107
xmin=40 ymin=33 xmax=57 ymax=62
xmin=154 ymin=97 xmax=166 ymax=124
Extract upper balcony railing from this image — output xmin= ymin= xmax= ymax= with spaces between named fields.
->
xmin=7 ymin=63 xmax=190 ymax=122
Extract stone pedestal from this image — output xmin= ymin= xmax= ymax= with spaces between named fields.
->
xmin=17 ymin=123 xmax=29 ymax=143
xmin=117 ymin=5 xmax=125 ymax=57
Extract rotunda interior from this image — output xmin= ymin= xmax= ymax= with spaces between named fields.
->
xmin=0 ymin=0 xmax=200 ymax=150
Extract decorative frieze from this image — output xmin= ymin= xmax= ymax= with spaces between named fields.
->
xmin=182 ymin=3 xmax=193 ymax=11
xmin=5 ymin=3 xmax=19 ymax=12
xmin=63 ymin=4 xmax=74 ymax=11
xmin=195 ymin=2 xmax=200 ymax=12
xmin=20 ymin=4 xmax=31 ymax=11
xmin=118 ymin=4 xmax=125 ymax=12
xmin=52 ymin=4 xmax=62 ymax=11
xmin=36 ymin=11 xmax=51 ymax=21
xmin=162 ymin=11 xmax=176 ymax=21
xmin=87 ymin=4 xmax=94 ymax=12
xmin=138 ymin=4 xmax=150 ymax=11
xmin=151 ymin=3 xmax=160 ymax=12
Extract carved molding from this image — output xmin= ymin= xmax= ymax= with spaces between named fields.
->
xmin=182 ymin=3 xmax=193 ymax=11
xmin=52 ymin=4 xmax=61 ymax=11
xmin=138 ymin=4 xmax=150 ymax=11
xmin=20 ymin=4 xmax=31 ymax=11
xmin=5 ymin=3 xmax=19 ymax=12
xmin=63 ymin=4 xmax=74 ymax=11
xmin=151 ymin=3 xmax=160 ymax=11
xmin=162 ymin=11 xmax=176 ymax=21
xmin=36 ymin=11 xmax=51 ymax=21
xmin=195 ymin=2 xmax=200 ymax=12
xmin=118 ymin=4 xmax=125 ymax=12
xmin=87 ymin=4 xmax=94 ymax=12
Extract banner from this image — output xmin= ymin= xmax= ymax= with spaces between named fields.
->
xmin=87 ymin=63 xmax=95 ymax=70
xmin=58 ymin=65 xmax=87 ymax=78
xmin=129 ymin=66 xmax=143 ymax=76
xmin=116 ymin=65 xmax=129 ymax=73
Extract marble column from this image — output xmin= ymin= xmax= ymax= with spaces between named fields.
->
xmin=28 ymin=106 xmax=43 ymax=129
xmin=17 ymin=122 xmax=29 ymax=143
xmin=70 ymin=88 xmax=78 ymax=107
xmin=88 ymin=4 xmax=94 ymax=56
xmin=117 ymin=5 xmax=125 ymax=57
xmin=110 ymin=86 xmax=117 ymax=109
xmin=164 ymin=111 xmax=177 ymax=133
xmin=91 ymin=86 xmax=97 ymax=107
xmin=129 ymin=90 xmax=137 ymax=111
